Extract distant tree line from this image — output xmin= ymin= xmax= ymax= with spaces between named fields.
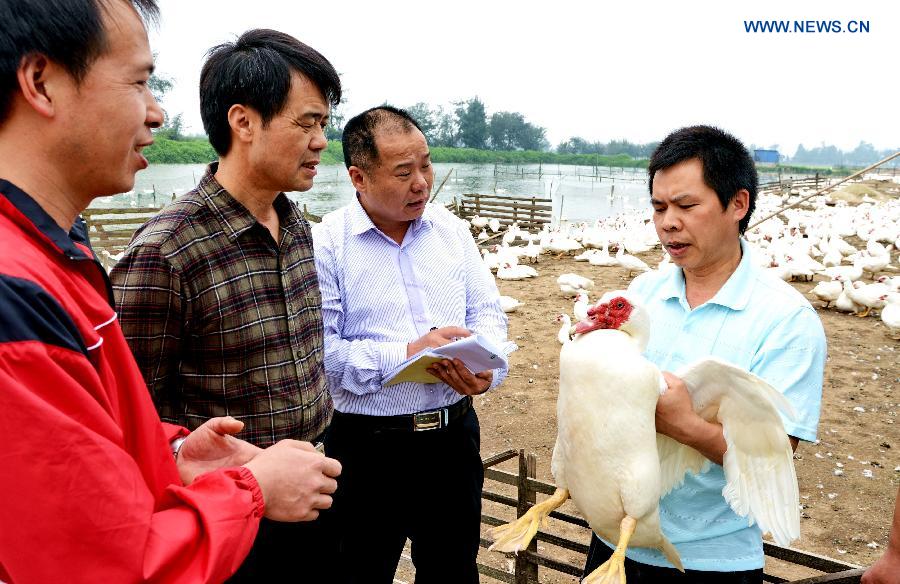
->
xmin=785 ymin=142 xmax=898 ymax=168
xmin=556 ymin=137 xmax=659 ymax=158
xmin=150 ymin=69 xmax=895 ymax=169
xmin=397 ymin=97 xmax=551 ymax=152
xmin=333 ymin=96 xmax=662 ymax=159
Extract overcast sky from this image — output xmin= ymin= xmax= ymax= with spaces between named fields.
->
xmin=148 ymin=0 xmax=898 ymax=155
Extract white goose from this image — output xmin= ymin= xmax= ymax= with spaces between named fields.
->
xmin=490 ymin=292 xmax=800 ymax=583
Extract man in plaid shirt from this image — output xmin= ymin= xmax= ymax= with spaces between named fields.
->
xmin=111 ymin=29 xmax=340 ymax=582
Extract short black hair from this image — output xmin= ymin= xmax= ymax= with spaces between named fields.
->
xmin=0 ymin=0 xmax=159 ymax=124
xmin=200 ymin=29 xmax=341 ymax=156
xmin=342 ymin=105 xmax=424 ymax=171
xmin=648 ymin=125 xmax=758 ymax=234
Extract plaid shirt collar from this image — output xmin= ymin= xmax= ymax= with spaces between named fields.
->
xmin=196 ymin=162 xmax=305 ymax=242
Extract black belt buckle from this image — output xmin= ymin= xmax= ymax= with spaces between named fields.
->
xmin=413 ymin=409 xmax=444 ymax=431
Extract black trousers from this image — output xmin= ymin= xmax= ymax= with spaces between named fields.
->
xmin=226 ymin=512 xmax=337 ymax=583
xmin=584 ymin=535 xmax=764 ymax=584
xmin=227 ymin=430 xmax=336 ymax=583
xmin=324 ymin=406 xmax=484 ymax=584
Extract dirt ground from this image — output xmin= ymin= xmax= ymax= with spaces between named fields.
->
xmin=470 ymin=244 xmax=899 ymax=582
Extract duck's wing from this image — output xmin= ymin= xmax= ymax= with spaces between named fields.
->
xmin=657 ymin=432 xmax=710 ymax=495
xmin=675 ymin=357 xmax=800 ymax=547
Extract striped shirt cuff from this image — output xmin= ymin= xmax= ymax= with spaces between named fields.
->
xmin=379 ymin=341 xmax=410 ymax=384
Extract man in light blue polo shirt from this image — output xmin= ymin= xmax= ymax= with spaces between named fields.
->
xmin=583 ymin=125 xmax=826 ymax=584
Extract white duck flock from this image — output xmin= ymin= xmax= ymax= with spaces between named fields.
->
xmin=490 ymin=291 xmax=800 ymax=583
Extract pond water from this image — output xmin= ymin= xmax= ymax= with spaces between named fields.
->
xmin=108 ymin=162 xmax=803 ymax=224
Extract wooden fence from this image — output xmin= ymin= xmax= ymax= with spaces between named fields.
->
xmin=759 ymin=175 xmax=833 ymax=194
xmin=81 ymin=206 xmax=160 ymax=256
xmin=456 ymin=194 xmax=552 ymax=232
xmin=476 ymin=450 xmax=865 ymax=584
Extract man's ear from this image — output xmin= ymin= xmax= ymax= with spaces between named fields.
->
xmin=348 ymin=166 xmax=367 ymax=194
xmin=226 ymin=104 xmax=254 ymax=145
xmin=16 ymin=53 xmax=57 ymax=118
xmin=731 ymin=189 xmax=750 ymax=222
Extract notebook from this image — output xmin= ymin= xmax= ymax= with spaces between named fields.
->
xmin=383 ymin=335 xmax=516 ymax=386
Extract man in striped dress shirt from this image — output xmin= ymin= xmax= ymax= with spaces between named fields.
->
xmin=111 ymin=30 xmax=342 ymax=582
xmin=312 ymin=106 xmax=511 ymax=583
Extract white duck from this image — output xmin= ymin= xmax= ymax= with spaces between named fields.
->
xmin=556 ymin=314 xmax=572 ymax=345
xmin=615 ymin=245 xmax=651 ymax=277
xmin=499 ymin=296 xmax=523 ymax=313
xmin=880 ymin=293 xmax=900 ymax=339
xmin=490 ymin=292 xmax=800 ymax=583
xmin=573 ymin=291 xmax=590 ymax=322
xmin=589 ymin=244 xmax=619 ymax=267
xmin=521 ymin=240 xmax=541 ymax=264
xmin=481 ymin=248 xmax=500 ymax=272
xmin=497 ymin=262 xmax=537 ymax=281
xmin=877 ymin=275 xmax=900 ymax=293
xmin=821 ymin=245 xmax=843 ymax=268
xmin=488 ymin=217 xmax=501 ymax=233
xmin=471 ymin=215 xmax=488 ymax=230
xmin=845 ymin=279 xmax=889 ymax=317
xmin=810 ymin=279 xmax=842 ymax=308
xmin=557 ymin=273 xmax=595 ymax=296
xmin=821 ymin=261 xmax=864 ymax=282
xmin=834 ymin=282 xmax=863 ymax=314
xmin=858 ymin=251 xmax=891 ymax=279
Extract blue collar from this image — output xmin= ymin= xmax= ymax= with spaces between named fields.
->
xmin=659 ymin=238 xmax=755 ymax=311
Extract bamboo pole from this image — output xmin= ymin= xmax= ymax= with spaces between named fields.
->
xmin=747 ymin=151 xmax=900 ymax=231
xmin=428 ymin=167 xmax=454 ymax=204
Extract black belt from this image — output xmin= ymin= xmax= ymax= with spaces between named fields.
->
xmin=334 ymin=396 xmax=472 ymax=432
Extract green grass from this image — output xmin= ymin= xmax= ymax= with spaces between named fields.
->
xmin=143 ymin=138 xmax=870 ymax=177
xmin=144 ymin=138 xmax=216 ymax=164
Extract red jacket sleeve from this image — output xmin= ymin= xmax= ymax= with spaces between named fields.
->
xmin=0 ymin=341 xmax=263 ymax=584
xmin=162 ymin=422 xmax=190 ymax=443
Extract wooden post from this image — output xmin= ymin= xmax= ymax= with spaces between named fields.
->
xmin=514 ymin=451 xmax=539 ymax=584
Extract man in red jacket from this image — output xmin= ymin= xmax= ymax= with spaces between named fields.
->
xmin=0 ymin=1 xmax=341 ymax=582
